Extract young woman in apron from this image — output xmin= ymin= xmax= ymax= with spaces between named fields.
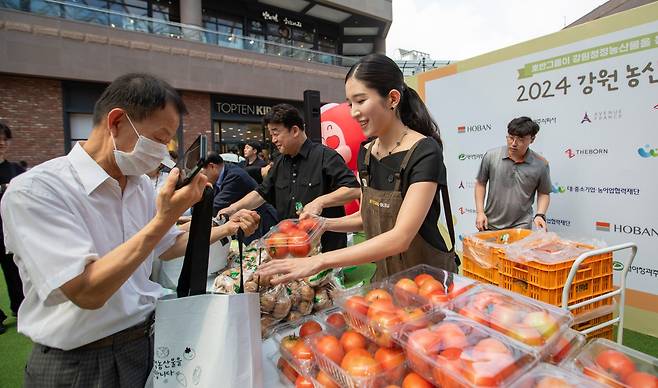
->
xmin=258 ymin=53 xmax=458 ymax=284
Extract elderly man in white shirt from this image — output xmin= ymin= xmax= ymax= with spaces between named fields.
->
xmin=0 ymin=73 xmax=259 ymax=388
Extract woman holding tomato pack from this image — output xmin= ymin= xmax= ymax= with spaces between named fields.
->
xmin=259 ymin=54 xmax=458 ymax=284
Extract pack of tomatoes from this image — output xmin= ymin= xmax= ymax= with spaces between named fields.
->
xmin=543 ymin=329 xmax=586 ymax=366
xmin=507 ymin=363 xmax=605 ymax=388
xmin=305 ymin=328 xmax=408 ymax=388
xmin=386 ymin=264 xmax=477 ymax=310
xmin=567 ymin=338 xmax=658 ymax=387
xmin=262 ymin=217 xmax=325 ymax=259
xmin=334 ymin=280 xmax=432 ymax=348
xmin=450 ymin=285 xmax=573 ymax=353
xmin=398 ymin=309 xmax=538 ymax=387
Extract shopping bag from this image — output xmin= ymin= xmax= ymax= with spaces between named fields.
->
xmin=153 ymin=186 xmax=263 ymax=387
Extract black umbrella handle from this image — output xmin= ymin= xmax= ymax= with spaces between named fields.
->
xmin=237 ymin=228 xmax=245 ymax=294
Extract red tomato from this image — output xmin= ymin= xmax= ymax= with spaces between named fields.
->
xmin=473 ymin=338 xmax=511 ymax=356
xmin=507 ymin=323 xmax=543 ymax=346
xmin=432 ymin=351 xmax=464 ymax=388
xmin=462 ymin=353 xmax=516 ymax=386
xmin=287 ymin=230 xmax=311 ymax=257
xmin=266 ymin=232 xmax=289 ymax=259
xmin=626 ymin=372 xmax=658 ymax=388
xmin=433 ymin=322 xmax=468 ymax=351
xmin=278 ymin=220 xmax=298 ymax=234
xmin=595 ymin=349 xmax=636 ymax=380
xmin=326 ymin=312 xmax=346 ymax=330
xmin=402 ymin=372 xmax=433 ymax=388
xmin=375 ymin=347 xmax=405 ymax=381
xmin=341 ymin=349 xmax=381 ymax=378
xmin=345 ymin=295 xmax=369 ymax=319
xmin=365 ymin=288 xmax=393 ymax=304
xmin=316 ymin=335 xmax=344 ymax=364
xmin=419 ymin=279 xmax=445 ymax=298
xmin=290 ymin=341 xmax=313 ymax=361
xmin=316 ymin=370 xmax=339 ymax=388
xmin=340 ymin=330 xmax=367 ymax=353
xmin=367 ymin=299 xmax=397 ymax=320
xmin=277 ymin=357 xmax=299 ymax=383
xmin=369 ymin=312 xmax=402 ymax=348
xmin=397 ymin=307 xmax=427 ymax=331
xmin=394 ymin=278 xmax=419 ymax=304
xmin=281 ymin=335 xmax=301 ymax=354
xmin=405 ymin=328 xmax=442 ymax=377
xmin=299 ymin=321 xmax=322 ymax=338
xmin=414 ymin=274 xmax=435 ymax=288
xmin=295 ymin=375 xmax=314 ymax=388
xmin=298 ymin=218 xmax=319 ymax=234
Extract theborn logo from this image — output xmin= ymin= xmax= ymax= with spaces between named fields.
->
xmin=638 ymin=145 xmax=658 ymax=158
xmin=580 ymin=109 xmax=622 ymax=123
xmin=458 ymin=153 xmax=485 ymax=161
xmin=459 ymin=207 xmax=477 ymax=215
xmin=595 ymin=221 xmax=658 ymax=237
xmin=564 ymin=148 xmax=609 ymax=158
xmin=457 ymin=124 xmax=492 ymax=134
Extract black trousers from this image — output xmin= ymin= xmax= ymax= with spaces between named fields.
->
xmin=0 ymin=248 xmax=24 ymax=315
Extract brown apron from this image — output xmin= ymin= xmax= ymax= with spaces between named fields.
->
xmin=360 ymin=140 xmax=458 ymax=282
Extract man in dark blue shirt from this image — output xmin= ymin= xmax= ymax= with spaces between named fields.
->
xmin=204 ymin=152 xmax=278 ymax=244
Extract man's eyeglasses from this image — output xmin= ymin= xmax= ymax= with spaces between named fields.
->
xmin=506 ymin=135 xmax=532 ymax=144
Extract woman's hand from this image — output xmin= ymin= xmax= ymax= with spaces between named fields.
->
xmin=256 ymin=256 xmax=324 ymax=285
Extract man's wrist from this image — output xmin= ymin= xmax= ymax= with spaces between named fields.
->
xmin=534 ymin=213 xmax=546 ymax=221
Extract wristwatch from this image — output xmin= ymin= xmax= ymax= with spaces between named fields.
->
xmin=212 ymin=213 xmax=230 ymax=226
xmin=534 ymin=213 xmax=546 ymax=221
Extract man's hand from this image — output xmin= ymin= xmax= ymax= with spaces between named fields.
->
xmin=218 ymin=206 xmax=235 ymax=218
xmin=476 ymin=211 xmax=488 ymax=231
xmin=229 ymin=209 xmax=260 ymax=236
xmin=300 ymin=198 xmax=324 ymax=219
xmin=156 ymin=168 xmax=207 ymax=226
xmin=533 ymin=215 xmax=547 ymax=231
xmin=261 ymin=163 xmax=272 ymax=177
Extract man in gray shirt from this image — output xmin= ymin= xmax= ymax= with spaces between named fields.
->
xmin=475 ymin=117 xmax=552 ymax=231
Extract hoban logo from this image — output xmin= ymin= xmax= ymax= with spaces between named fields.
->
xmin=457 ymin=124 xmax=492 ymax=134
xmin=596 ymin=221 xmax=658 ymax=237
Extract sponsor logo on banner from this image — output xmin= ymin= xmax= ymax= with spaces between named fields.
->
xmin=613 ymin=261 xmax=624 ymax=271
xmin=458 ymin=153 xmax=485 ymax=161
xmin=551 ymin=183 xmax=566 ymax=193
xmin=547 ymin=218 xmax=571 ymax=227
xmin=458 ymin=180 xmax=477 ymax=189
xmin=638 ymin=144 xmax=658 ymax=158
xmin=629 ymin=265 xmax=658 ymax=278
xmin=580 ymin=109 xmax=622 ymax=123
xmin=595 ymin=221 xmax=658 ymax=237
xmin=564 ymin=147 xmax=609 ymax=158
xmin=457 ymin=123 xmax=492 ymax=134
xmin=459 ymin=207 xmax=477 ymax=215
xmin=535 ymin=117 xmax=557 ymax=126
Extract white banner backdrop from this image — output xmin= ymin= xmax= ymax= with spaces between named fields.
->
xmin=423 ymin=11 xmax=658 ymax=333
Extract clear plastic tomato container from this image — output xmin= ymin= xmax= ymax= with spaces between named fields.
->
xmin=385 ymin=264 xmax=476 ymax=309
xmin=333 ymin=280 xmax=432 ymax=348
xmin=397 ymin=309 xmax=538 ymax=387
xmin=317 ymin=306 xmax=350 ymax=333
xmin=271 ymin=315 xmax=341 ymax=374
xmin=567 ymin=338 xmax=658 ymax=387
xmin=544 ymin=329 xmax=586 ymax=365
xmin=306 ymin=331 xmax=408 ymax=388
xmin=450 ymin=284 xmax=573 ymax=354
xmin=508 ymin=362 xmax=605 ymax=388
xmin=261 ymin=216 xmax=325 ymax=259
xmin=271 ymin=353 xmax=327 ymax=387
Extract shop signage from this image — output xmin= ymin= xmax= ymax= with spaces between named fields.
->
xmin=261 ymin=11 xmax=303 ymax=28
xmin=217 ymin=102 xmax=271 ymax=117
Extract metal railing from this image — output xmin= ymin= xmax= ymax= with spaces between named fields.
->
xmin=0 ymin=0 xmax=359 ymax=67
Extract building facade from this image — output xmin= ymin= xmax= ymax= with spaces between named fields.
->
xmin=0 ymin=0 xmax=392 ymax=165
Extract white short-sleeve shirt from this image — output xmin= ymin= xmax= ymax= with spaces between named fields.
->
xmin=0 ymin=143 xmax=182 ymax=350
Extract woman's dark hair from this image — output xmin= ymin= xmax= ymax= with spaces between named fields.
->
xmin=93 ymin=73 xmax=187 ymax=125
xmin=507 ymin=116 xmax=540 ymax=137
xmin=345 ymin=54 xmax=442 ymax=146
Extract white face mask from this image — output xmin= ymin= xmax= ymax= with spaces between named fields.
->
xmin=112 ymin=113 xmax=169 ymax=176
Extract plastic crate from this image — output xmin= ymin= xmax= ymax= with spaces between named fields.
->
xmin=585 ymin=325 xmax=614 ymax=340
xmin=462 ymin=256 xmax=499 ymax=285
